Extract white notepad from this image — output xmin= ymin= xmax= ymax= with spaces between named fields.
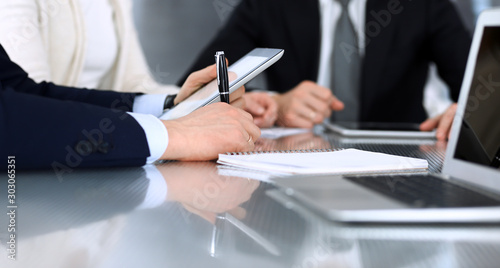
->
xmin=218 ymin=149 xmax=428 ymax=175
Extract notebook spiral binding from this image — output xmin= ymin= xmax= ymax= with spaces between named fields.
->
xmin=226 ymin=148 xmax=345 ymax=155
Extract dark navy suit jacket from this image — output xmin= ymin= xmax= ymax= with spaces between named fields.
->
xmin=181 ymin=0 xmax=472 ymax=123
xmin=0 ymin=45 xmax=150 ymax=169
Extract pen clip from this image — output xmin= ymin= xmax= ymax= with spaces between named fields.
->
xmin=215 ymin=51 xmax=223 ymax=86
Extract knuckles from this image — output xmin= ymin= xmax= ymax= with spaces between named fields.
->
xmin=299 ymin=80 xmax=315 ymax=88
xmin=225 ymin=107 xmax=240 ymax=118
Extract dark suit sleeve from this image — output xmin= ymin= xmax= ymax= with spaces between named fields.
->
xmin=0 ymin=45 xmax=151 ymax=170
xmin=427 ymin=0 xmax=472 ymax=102
xmin=0 ymin=45 xmax=137 ymax=111
xmin=177 ymin=0 xmax=262 ymax=86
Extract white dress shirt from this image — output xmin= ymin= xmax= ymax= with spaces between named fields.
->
xmin=316 ymin=0 xmax=452 ymax=117
xmin=316 ymin=0 xmax=367 ymax=88
xmin=129 ymin=94 xmax=170 ymax=163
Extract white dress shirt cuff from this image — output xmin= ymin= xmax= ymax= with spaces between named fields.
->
xmin=127 ymin=112 xmax=168 ymax=163
xmin=133 ymin=94 xmax=168 ymax=117
xmin=136 ymin=165 xmax=168 ymax=209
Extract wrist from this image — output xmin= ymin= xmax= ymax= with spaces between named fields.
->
xmin=160 ymin=120 xmax=187 ymax=160
xmin=160 ymin=120 xmax=176 ymax=160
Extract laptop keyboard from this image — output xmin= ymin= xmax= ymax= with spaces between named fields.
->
xmin=344 ymin=175 xmax=500 ymax=208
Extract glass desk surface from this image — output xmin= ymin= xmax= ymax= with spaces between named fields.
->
xmin=1 ymin=128 xmax=499 ymax=268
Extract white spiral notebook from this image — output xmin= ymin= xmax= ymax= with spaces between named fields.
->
xmin=217 ymin=149 xmax=428 ymax=175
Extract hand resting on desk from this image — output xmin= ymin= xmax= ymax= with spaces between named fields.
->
xmin=270 ymin=79 xmax=457 ymax=141
xmin=273 ymin=80 xmax=344 ymax=128
xmin=243 ymin=92 xmax=278 ymax=128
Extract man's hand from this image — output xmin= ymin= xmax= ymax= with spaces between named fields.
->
xmin=242 ymin=92 xmax=278 ymax=128
xmin=161 ymin=103 xmax=261 ymax=161
xmin=420 ymin=103 xmax=458 ymax=141
xmin=273 ymin=81 xmax=344 ymax=128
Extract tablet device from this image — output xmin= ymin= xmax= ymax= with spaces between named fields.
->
xmin=324 ymin=121 xmax=436 ymax=139
xmin=160 ymin=48 xmax=284 ymax=120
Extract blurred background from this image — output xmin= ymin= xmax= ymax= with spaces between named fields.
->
xmin=132 ymin=0 xmax=500 ymax=86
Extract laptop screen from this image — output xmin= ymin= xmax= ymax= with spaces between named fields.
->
xmin=453 ymin=26 xmax=500 ymax=170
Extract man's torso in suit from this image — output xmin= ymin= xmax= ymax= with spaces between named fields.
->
xmin=182 ymin=0 xmax=472 ymax=123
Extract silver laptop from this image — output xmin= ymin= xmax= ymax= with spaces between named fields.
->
xmin=272 ymin=9 xmax=500 ymax=223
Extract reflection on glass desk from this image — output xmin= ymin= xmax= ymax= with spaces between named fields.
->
xmin=2 ymin=130 xmax=497 ymax=267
